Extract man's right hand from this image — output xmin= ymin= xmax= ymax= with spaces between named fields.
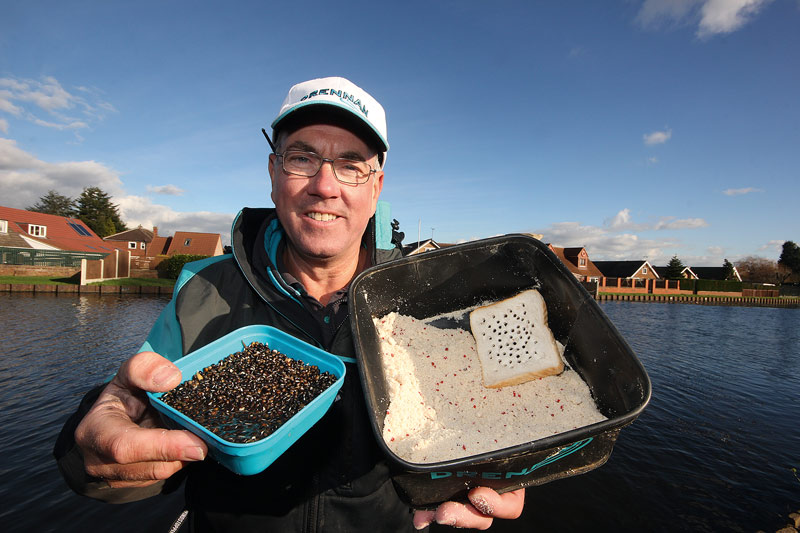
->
xmin=75 ymin=351 xmax=208 ymax=488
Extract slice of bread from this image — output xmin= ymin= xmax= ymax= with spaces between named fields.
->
xmin=469 ymin=289 xmax=564 ymax=388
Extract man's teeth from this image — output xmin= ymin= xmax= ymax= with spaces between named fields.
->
xmin=308 ymin=212 xmax=338 ymax=222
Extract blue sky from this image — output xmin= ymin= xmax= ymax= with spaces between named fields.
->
xmin=1 ymin=0 xmax=798 ymax=266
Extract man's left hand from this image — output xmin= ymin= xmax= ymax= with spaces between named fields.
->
xmin=412 ymin=487 xmax=525 ymax=530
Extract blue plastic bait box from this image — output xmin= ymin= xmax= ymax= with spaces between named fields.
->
xmin=147 ymin=325 xmax=345 ymax=476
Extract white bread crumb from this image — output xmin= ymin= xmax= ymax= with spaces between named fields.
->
xmin=376 ymin=310 xmax=606 ymax=464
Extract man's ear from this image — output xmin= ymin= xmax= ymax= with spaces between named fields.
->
xmin=370 ymin=170 xmax=384 ymax=214
xmin=268 ymin=154 xmax=277 ymax=204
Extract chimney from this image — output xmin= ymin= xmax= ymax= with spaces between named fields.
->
xmin=153 ymin=226 xmax=158 ymax=236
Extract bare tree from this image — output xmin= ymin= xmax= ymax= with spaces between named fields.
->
xmin=735 ymin=256 xmax=781 ymax=283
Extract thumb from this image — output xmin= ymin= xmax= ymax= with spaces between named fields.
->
xmin=114 ymin=351 xmax=183 ymax=393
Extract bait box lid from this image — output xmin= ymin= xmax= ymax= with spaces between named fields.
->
xmin=147 ymin=325 xmax=346 ymax=476
xmin=349 ymin=234 xmax=651 ymax=507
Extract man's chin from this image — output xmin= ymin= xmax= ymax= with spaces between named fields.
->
xmin=290 ymin=240 xmax=349 ymax=262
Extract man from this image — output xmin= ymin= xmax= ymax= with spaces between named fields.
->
xmin=54 ymin=77 xmax=524 ymax=531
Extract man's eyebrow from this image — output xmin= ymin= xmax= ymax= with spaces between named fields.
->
xmin=284 ymin=140 xmax=372 ymax=162
xmin=284 ymin=140 xmax=317 ymax=153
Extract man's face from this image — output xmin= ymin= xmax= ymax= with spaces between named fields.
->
xmin=269 ymin=123 xmax=384 ymax=264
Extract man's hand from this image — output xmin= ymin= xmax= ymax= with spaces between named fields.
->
xmin=412 ymin=487 xmax=525 ymax=530
xmin=75 ymin=351 xmax=208 ymax=488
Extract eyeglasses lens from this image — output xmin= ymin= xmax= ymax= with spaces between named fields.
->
xmin=281 ymin=151 xmax=371 ymax=184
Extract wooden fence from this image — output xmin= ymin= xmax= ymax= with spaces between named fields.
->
xmin=80 ymin=249 xmax=131 ymax=285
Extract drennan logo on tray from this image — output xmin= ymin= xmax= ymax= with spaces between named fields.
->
xmin=428 ymin=438 xmax=593 ymax=480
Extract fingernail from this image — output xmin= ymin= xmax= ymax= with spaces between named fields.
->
xmin=183 ymin=446 xmax=205 ymax=461
xmin=414 ymin=521 xmax=430 ymax=530
xmin=153 ymin=365 xmax=179 ymax=387
xmin=471 ymin=495 xmax=494 ymax=515
xmin=436 ymin=515 xmax=457 ymax=527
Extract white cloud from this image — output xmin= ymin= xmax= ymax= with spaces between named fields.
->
xmin=722 ymin=187 xmax=763 ymax=196
xmin=535 ymin=220 xmax=678 ymax=263
xmin=0 ymin=118 xmax=7 ymax=134
xmin=0 ymin=91 xmax=24 ymax=116
xmin=568 ymin=45 xmax=586 ymax=58
xmin=0 ymin=137 xmax=124 ymax=207
xmin=603 ymin=208 xmax=707 ymax=232
xmin=0 ymin=138 xmax=233 ymax=244
xmin=647 ymin=156 xmax=659 ymax=164
xmin=653 ymin=217 xmax=709 ymax=230
xmin=758 ymin=240 xmax=784 ymax=256
xmin=697 ymin=0 xmax=773 ymax=37
xmin=116 ymin=196 xmax=234 ymax=245
xmin=146 ymin=184 xmax=185 ymax=196
xmin=635 ymin=0 xmax=698 ymax=28
xmin=604 ymin=208 xmax=648 ymax=231
xmin=643 ymin=128 xmax=672 ymax=145
xmin=0 ymin=75 xmax=116 ymax=137
xmin=634 ymin=0 xmax=774 ymax=38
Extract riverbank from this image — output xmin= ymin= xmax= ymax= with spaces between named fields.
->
xmin=4 ymin=283 xmax=799 ymax=307
xmin=0 ymin=282 xmax=174 ymax=295
xmin=598 ymin=292 xmax=799 ymax=308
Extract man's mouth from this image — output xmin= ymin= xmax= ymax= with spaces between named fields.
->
xmin=306 ymin=212 xmax=339 ymax=222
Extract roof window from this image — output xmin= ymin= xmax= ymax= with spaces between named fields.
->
xmin=67 ymin=221 xmax=93 ymax=236
xmin=28 ymin=224 xmax=47 ymax=237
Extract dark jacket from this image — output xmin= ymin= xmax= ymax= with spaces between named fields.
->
xmin=54 ymin=205 xmax=416 ymax=532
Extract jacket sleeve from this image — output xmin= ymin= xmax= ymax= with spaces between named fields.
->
xmin=52 ymin=288 xmax=187 ymax=503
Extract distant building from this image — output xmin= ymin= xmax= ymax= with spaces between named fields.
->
xmin=103 ymin=226 xmax=155 ymax=257
xmin=594 ymin=260 xmax=660 ymax=280
xmin=403 ymin=238 xmax=444 ymax=256
xmin=104 ymin=226 xmax=223 ymax=258
xmin=0 ymin=205 xmax=113 ymax=254
xmin=682 ymin=266 xmax=741 ymax=282
xmin=165 ymin=231 xmax=223 ymax=257
xmin=547 ymin=245 xmax=603 ymax=282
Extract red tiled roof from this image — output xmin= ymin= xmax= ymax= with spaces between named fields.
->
xmin=166 ymin=231 xmax=222 ymax=257
xmin=104 ymin=227 xmax=154 ymax=243
xmin=0 ymin=205 xmax=114 ymax=254
xmin=547 ymin=244 xmax=604 ymax=279
xmin=150 ymin=235 xmax=172 ymax=255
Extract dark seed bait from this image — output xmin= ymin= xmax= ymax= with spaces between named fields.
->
xmin=161 ymin=341 xmax=338 ymax=443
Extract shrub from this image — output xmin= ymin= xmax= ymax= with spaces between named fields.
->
xmin=158 ymin=254 xmax=210 ymax=279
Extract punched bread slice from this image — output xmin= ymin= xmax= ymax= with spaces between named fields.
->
xmin=469 ymin=289 xmax=564 ymax=388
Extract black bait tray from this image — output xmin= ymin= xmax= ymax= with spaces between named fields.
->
xmin=349 ymin=234 xmax=651 ymax=507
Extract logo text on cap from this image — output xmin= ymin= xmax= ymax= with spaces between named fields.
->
xmin=299 ymin=89 xmax=368 ymax=118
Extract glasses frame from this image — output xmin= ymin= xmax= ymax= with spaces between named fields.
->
xmin=261 ymin=128 xmax=376 ymax=186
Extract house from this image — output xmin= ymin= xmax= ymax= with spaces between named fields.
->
xmin=103 ymin=226 xmax=155 ymax=257
xmin=165 ymin=231 xmax=223 ymax=257
xmin=104 ymin=226 xmax=223 ymax=258
xmin=0 ymin=205 xmax=113 ymax=254
xmin=652 ymin=265 xmax=699 ymax=279
xmin=403 ymin=238 xmax=443 ymax=256
xmin=686 ymin=266 xmax=742 ymax=282
xmin=547 ymin=245 xmax=603 ymax=282
xmin=593 ymin=260 xmax=660 ymax=280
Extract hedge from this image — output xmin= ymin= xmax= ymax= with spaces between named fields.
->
xmin=678 ymin=279 xmax=744 ymax=293
xmin=158 ymin=254 xmax=210 ymax=279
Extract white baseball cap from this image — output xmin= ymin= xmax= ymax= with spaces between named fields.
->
xmin=271 ymin=77 xmax=389 ymax=166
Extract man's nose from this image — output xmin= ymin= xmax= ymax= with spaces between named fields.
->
xmin=308 ymin=160 xmax=340 ymax=196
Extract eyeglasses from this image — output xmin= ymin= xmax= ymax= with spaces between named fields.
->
xmin=261 ymin=128 xmax=375 ymax=186
xmin=276 ymin=150 xmax=376 ymax=185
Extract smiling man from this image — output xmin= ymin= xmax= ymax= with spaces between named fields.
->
xmin=54 ymin=77 xmax=524 ymax=532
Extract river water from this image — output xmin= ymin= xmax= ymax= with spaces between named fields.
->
xmin=1 ymin=293 xmax=798 ymax=532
